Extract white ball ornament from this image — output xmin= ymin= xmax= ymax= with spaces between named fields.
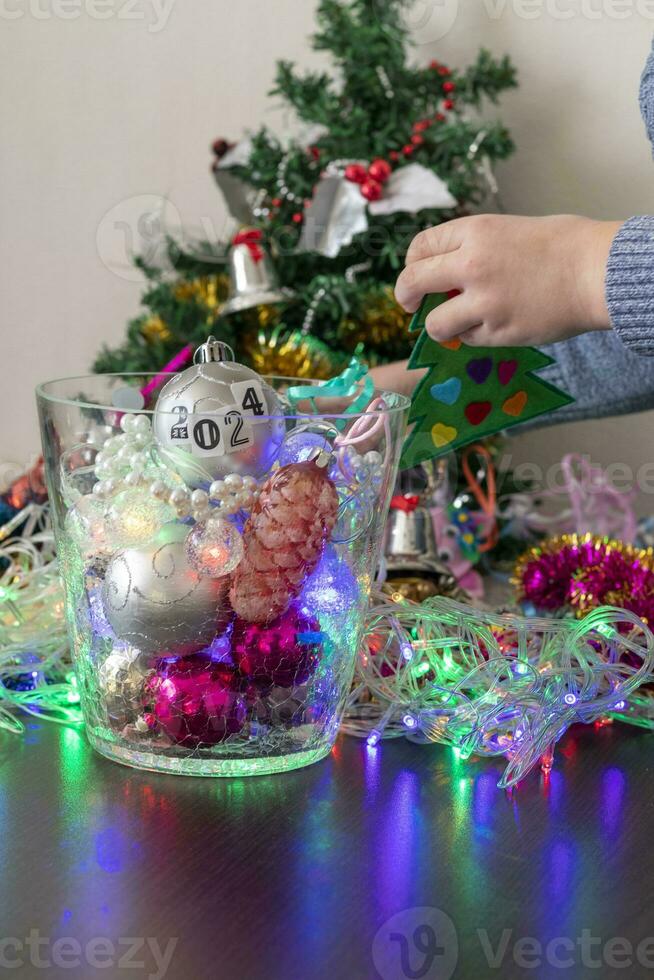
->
xmin=152 ymin=336 xmax=285 ymax=487
xmin=102 ymin=524 xmax=231 ymax=656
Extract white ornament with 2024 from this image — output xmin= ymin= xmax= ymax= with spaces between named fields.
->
xmin=152 ymin=336 xmax=285 ymax=487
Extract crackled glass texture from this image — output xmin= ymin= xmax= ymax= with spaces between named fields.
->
xmin=37 ymin=374 xmax=408 ymax=776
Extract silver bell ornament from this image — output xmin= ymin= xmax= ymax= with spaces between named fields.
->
xmin=383 ymin=490 xmax=469 ymax=603
xmin=152 ymin=336 xmax=285 ymax=487
xmin=221 ymin=231 xmax=293 ymax=315
xmin=101 ymin=523 xmax=232 ymax=656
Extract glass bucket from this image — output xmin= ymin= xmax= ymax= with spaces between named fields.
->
xmin=36 ymin=373 xmax=409 ymax=776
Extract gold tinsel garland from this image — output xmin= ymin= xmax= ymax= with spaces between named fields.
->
xmin=140 ymin=276 xmax=231 ymax=346
xmin=141 ymin=316 xmax=171 ymax=344
xmin=140 ymin=278 xmax=409 ymax=379
xmin=340 ymin=285 xmax=411 ymax=357
xmin=242 ymin=329 xmax=340 ymax=381
xmin=512 ymin=533 xmax=654 ymax=621
xmin=174 ymin=274 xmax=230 ymax=312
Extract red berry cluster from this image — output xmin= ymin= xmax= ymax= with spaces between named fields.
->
xmin=342 ymin=63 xmax=456 ymax=202
xmin=431 ymin=61 xmax=457 ymax=111
xmin=344 ymin=158 xmax=392 ymax=201
xmin=267 ymin=62 xmax=457 ymax=218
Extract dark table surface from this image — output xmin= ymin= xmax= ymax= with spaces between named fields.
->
xmin=2 ymin=720 xmax=654 ymax=980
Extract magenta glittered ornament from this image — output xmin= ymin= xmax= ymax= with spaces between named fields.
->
xmin=232 ymin=605 xmax=324 ymax=689
xmin=142 ymin=657 xmax=247 ymax=747
xmin=514 ymin=533 xmax=654 ymax=625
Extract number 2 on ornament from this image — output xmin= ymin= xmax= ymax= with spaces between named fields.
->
xmin=170 ymin=404 xmax=190 ymax=441
xmin=224 ymin=410 xmax=251 ymax=449
xmin=189 ymin=409 xmax=254 ymax=457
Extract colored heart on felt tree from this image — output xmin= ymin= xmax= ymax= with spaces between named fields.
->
xmin=430 ymin=378 xmax=461 ymax=406
xmin=498 ymin=359 xmax=518 ymax=386
xmin=503 ymin=391 xmax=528 ymax=417
xmin=431 ymin=422 xmax=458 ymax=448
xmin=439 ymin=339 xmax=462 ymax=351
xmin=465 ymin=401 xmax=492 ymax=426
xmin=466 ymin=357 xmax=493 ymax=385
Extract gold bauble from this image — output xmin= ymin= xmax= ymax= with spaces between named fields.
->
xmin=382 ymin=571 xmax=471 ymax=605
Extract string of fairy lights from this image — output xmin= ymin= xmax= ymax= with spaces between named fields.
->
xmin=2 ymin=501 xmax=654 ymax=786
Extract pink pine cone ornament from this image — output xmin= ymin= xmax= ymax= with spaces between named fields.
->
xmin=229 ymin=457 xmax=340 ymax=623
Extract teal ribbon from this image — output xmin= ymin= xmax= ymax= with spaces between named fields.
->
xmin=286 ymin=358 xmax=374 ymax=430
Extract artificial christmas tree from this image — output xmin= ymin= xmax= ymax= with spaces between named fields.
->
xmin=93 ymin=0 xmax=518 ymax=378
xmin=90 ymin=0 xmax=531 ymax=590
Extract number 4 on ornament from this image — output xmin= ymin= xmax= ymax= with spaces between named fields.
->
xmin=231 ymin=381 xmax=266 ymax=418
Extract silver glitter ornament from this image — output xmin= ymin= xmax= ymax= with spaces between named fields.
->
xmin=97 ymin=645 xmax=155 ymax=730
xmin=152 ymin=336 xmax=285 ymax=487
xmin=101 ymin=523 xmax=231 ymax=656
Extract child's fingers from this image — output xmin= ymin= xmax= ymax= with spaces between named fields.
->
xmin=458 ymin=324 xmax=491 ymax=346
xmin=424 ymin=293 xmax=482 ymax=341
xmin=405 ymin=220 xmax=466 ymax=265
xmin=394 ymin=253 xmax=459 ymax=312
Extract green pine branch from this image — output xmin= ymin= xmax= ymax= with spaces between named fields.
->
xmin=456 ymin=50 xmax=518 ymax=108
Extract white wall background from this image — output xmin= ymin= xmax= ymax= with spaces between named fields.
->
xmin=2 ymin=0 xmax=654 ymax=505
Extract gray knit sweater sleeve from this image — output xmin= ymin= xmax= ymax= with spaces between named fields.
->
xmin=514 ymin=39 xmax=654 ymax=429
xmin=605 ymin=41 xmax=654 ymax=355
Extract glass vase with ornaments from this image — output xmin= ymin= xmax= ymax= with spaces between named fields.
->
xmin=37 ymin=338 xmax=409 ymax=776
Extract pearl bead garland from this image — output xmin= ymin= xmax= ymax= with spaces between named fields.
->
xmin=91 ymin=413 xmax=382 ymax=525
xmin=169 ymin=474 xmax=260 ymax=521
xmin=90 ymin=414 xmax=261 ymax=521
xmin=92 ymin=413 xmax=156 ymax=499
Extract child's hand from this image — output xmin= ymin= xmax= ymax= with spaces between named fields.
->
xmin=395 ymin=214 xmax=623 ymax=347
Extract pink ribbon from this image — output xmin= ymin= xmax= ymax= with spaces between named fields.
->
xmin=140 ymin=344 xmax=194 ymax=402
xmin=500 ymin=453 xmax=637 ymax=544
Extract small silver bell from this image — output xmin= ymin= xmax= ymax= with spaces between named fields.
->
xmin=221 ymin=231 xmax=293 ymax=315
xmin=383 ymin=462 xmax=469 ymax=603
xmin=384 ymin=493 xmax=454 ymax=581
xmin=385 ymin=500 xmax=440 ymax=567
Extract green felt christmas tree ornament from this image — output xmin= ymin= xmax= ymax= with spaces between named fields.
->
xmin=400 ymin=294 xmax=575 ymax=470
